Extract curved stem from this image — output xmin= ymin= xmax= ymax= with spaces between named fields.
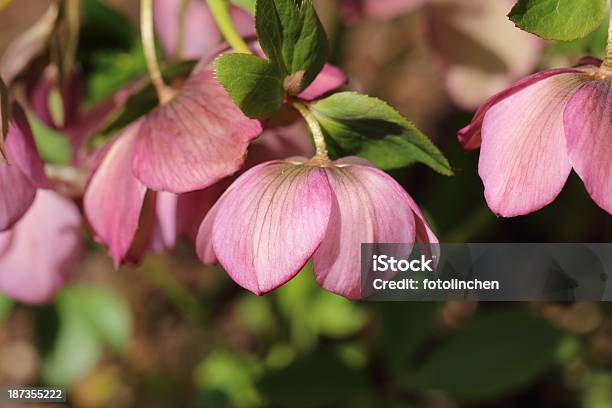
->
xmin=207 ymin=0 xmax=252 ymax=54
xmin=603 ymin=10 xmax=612 ymax=71
xmin=140 ymin=0 xmax=174 ymax=104
xmin=293 ymin=102 xmax=329 ymax=162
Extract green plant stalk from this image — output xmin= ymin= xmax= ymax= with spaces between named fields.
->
xmin=207 ymin=0 xmax=252 ymax=54
xmin=140 ymin=0 xmax=175 ymax=104
xmin=293 ymin=102 xmax=330 ymax=162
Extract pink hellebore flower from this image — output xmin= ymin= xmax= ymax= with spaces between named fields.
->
xmin=0 ymin=103 xmax=49 ymax=231
xmin=196 ymin=157 xmax=437 ymax=300
xmin=459 ymin=59 xmax=611 ymax=217
xmin=131 ymin=61 xmax=263 ymax=194
xmin=0 ymin=190 xmax=82 ymax=304
xmin=84 ymin=120 xmax=179 ymax=265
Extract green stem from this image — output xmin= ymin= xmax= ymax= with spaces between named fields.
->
xmin=293 ymin=102 xmax=329 ymax=162
xmin=140 ymin=0 xmax=175 ymax=104
xmin=207 ymin=0 xmax=252 ymax=54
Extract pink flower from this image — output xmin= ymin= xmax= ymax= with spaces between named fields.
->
xmin=342 ymin=0 xmax=542 ymax=110
xmin=131 ymin=62 xmax=263 ymax=194
xmin=0 ymin=103 xmax=49 ymax=231
xmin=0 ymin=190 xmax=82 ymax=304
xmin=84 ymin=120 xmax=179 ymax=265
xmin=196 ymin=157 xmax=437 ymax=300
xmin=459 ymin=59 xmax=611 ymax=217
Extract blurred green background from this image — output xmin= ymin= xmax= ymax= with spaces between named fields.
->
xmin=0 ymin=1 xmax=611 ymax=407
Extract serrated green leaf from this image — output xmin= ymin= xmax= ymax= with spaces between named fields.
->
xmin=256 ymin=0 xmax=329 ymax=92
xmin=215 ymin=53 xmax=285 ymax=119
xmin=310 ymin=92 xmax=453 ymax=175
xmin=509 ymin=0 xmax=607 ymax=41
xmin=402 ymin=308 xmax=565 ymax=401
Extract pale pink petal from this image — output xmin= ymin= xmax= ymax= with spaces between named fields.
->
xmin=154 ymin=0 xmax=255 ymax=60
xmin=458 ymin=68 xmax=581 ymax=150
xmin=194 ymin=192 xmax=223 ymax=265
xmin=150 ymin=191 xmax=178 ymax=252
xmin=313 ymin=163 xmax=417 ymax=300
xmin=0 ymin=104 xmax=48 ymax=230
xmin=479 ymin=73 xmax=589 ymax=217
xmin=206 ymin=161 xmax=332 ymax=295
xmin=427 ymin=0 xmax=543 ymax=110
xmin=132 ymin=66 xmax=263 ymax=193
xmin=0 ymin=190 xmax=82 ymax=304
xmin=84 ymin=121 xmax=147 ymax=264
xmin=564 ymin=79 xmax=612 ymax=214
xmin=298 ymin=64 xmax=348 ymax=101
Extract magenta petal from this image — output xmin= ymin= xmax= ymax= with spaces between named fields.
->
xmin=0 ymin=105 xmax=48 ymax=230
xmin=179 ymin=179 xmax=230 ymax=244
xmin=207 ymin=161 xmax=332 ymax=295
xmin=0 ymin=190 xmax=82 ymax=304
xmin=479 ymin=73 xmax=589 ymax=217
xmin=458 ymin=69 xmax=582 ymax=150
xmin=84 ymin=121 xmax=147 ymax=264
xmin=313 ymin=163 xmax=417 ymax=300
xmin=564 ymin=79 xmax=612 ymax=214
xmin=298 ymin=64 xmax=348 ymax=101
xmin=132 ymin=66 xmax=263 ymax=193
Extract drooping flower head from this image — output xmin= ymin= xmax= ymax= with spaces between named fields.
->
xmin=196 ymin=157 xmax=437 ymax=300
xmin=459 ymin=58 xmax=611 ymax=216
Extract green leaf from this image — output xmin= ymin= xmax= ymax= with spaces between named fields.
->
xmin=545 ymin=10 xmax=609 ymax=57
xmin=310 ymin=92 xmax=453 ymax=174
xmin=39 ymin=285 xmax=132 ymax=386
xmin=402 ymin=307 xmax=565 ymax=401
xmin=257 ymin=353 xmax=367 ymax=407
xmin=215 ymin=53 xmax=285 ymax=119
xmin=255 ymin=0 xmax=329 ymax=92
xmin=508 ymin=0 xmax=607 ymax=41
xmin=28 ymin=113 xmax=72 ymax=165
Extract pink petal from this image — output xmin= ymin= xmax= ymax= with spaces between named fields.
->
xmin=84 ymin=121 xmax=147 ymax=264
xmin=564 ymin=79 xmax=612 ymax=214
xmin=132 ymin=66 xmax=263 ymax=193
xmin=150 ymin=191 xmax=178 ymax=252
xmin=313 ymin=162 xmax=417 ymax=300
xmin=427 ymin=0 xmax=543 ymax=110
xmin=154 ymin=0 xmax=255 ymax=60
xmin=458 ymin=68 xmax=582 ymax=150
xmin=479 ymin=73 xmax=589 ymax=217
xmin=205 ymin=161 xmax=332 ymax=295
xmin=298 ymin=64 xmax=348 ymax=101
xmin=178 ymin=179 xmax=230 ymax=244
xmin=0 ymin=190 xmax=82 ymax=304
xmin=0 ymin=104 xmax=48 ymax=230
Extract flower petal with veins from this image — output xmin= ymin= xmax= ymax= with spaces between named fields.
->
xmin=564 ymin=79 xmax=612 ymax=214
xmin=132 ymin=65 xmax=263 ymax=193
